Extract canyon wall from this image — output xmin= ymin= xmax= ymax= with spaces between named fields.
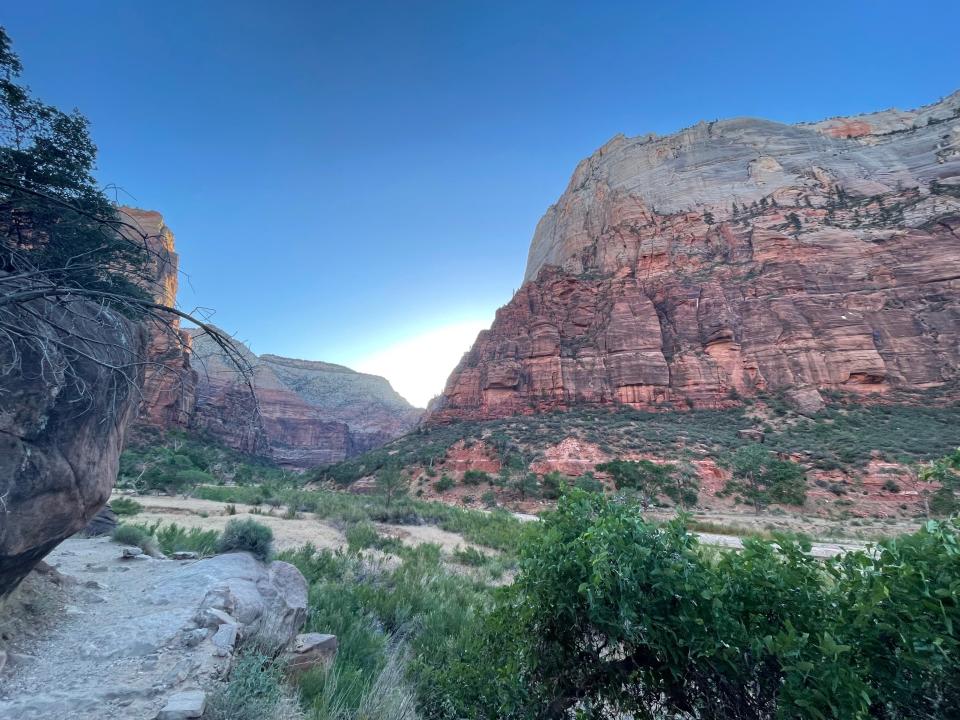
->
xmin=428 ymin=92 xmax=960 ymax=422
xmin=190 ymin=332 xmax=421 ymax=468
xmin=124 ymin=208 xmax=421 ymax=468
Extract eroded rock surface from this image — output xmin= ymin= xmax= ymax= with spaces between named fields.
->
xmin=0 ymin=295 xmax=145 ymax=598
xmin=428 ymin=92 xmax=960 ymax=422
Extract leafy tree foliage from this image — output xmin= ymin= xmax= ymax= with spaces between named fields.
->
xmin=444 ymin=491 xmax=960 ymax=719
xmin=376 ymin=464 xmax=407 ymax=508
xmin=596 ymin=459 xmax=676 ymax=508
xmin=723 ymin=444 xmax=806 ymax=510
xmin=919 ymin=447 xmax=960 ymax=516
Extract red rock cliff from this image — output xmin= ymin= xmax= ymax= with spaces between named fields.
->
xmin=428 ymin=92 xmax=960 ymax=422
xmin=120 ymin=207 xmax=197 ymax=428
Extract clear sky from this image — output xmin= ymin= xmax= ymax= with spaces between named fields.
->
xmin=4 ymin=1 xmax=959 ymax=406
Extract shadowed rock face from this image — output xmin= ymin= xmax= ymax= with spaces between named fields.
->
xmin=190 ymin=333 xmax=421 ymax=468
xmin=428 ymin=92 xmax=960 ymax=422
xmin=0 ymin=296 xmax=145 ymax=598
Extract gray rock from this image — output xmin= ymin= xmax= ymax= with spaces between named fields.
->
xmin=194 ymin=555 xmax=307 ymax=653
xmin=283 ymin=632 xmax=338 ymax=676
xmin=784 ymin=387 xmax=826 ymax=416
xmin=211 ymin=623 xmax=238 ymax=655
xmin=181 ymin=628 xmax=208 ymax=647
xmin=156 ymin=690 xmax=206 ymax=719
xmin=171 ymin=552 xmax=198 ymax=561
xmin=121 ymin=546 xmax=144 ymax=558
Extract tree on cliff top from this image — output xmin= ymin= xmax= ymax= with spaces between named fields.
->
xmin=0 ymin=26 xmax=251 ymax=403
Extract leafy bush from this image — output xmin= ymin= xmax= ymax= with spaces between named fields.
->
xmin=452 ymin=546 xmax=488 ymax=567
xmin=462 ymin=470 xmax=490 ymax=486
xmin=722 ymin=444 xmax=807 ymax=509
xmin=217 ymin=519 xmax=274 ymax=561
xmin=443 ymin=492 xmax=960 ymax=719
xmin=111 ymin=523 xmax=155 ymax=553
xmin=204 ymin=651 xmax=288 ymax=720
xmin=480 ymin=490 xmax=497 ymax=508
xmin=153 ymin=523 xmax=220 ymax=557
xmin=573 ymin=472 xmax=603 ymax=493
xmin=433 ymin=475 xmax=455 ymax=493
xmin=110 ymin=497 xmax=143 ymax=516
xmin=540 ymin=471 xmax=564 ymax=499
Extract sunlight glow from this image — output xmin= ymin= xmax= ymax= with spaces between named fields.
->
xmin=353 ymin=319 xmax=490 ymax=408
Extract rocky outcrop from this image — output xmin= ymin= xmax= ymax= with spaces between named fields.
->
xmin=0 ymin=294 xmax=146 ymax=598
xmin=428 ymin=92 xmax=960 ymax=422
xmin=0 ymin=538 xmax=310 ymax=720
xmin=120 ymin=208 xmax=197 ymax=429
xmin=190 ymin=332 xmax=421 ymax=468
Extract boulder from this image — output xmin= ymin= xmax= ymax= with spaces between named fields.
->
xmin=783 ymin=388 xmax=827 ymax=417
xmin=156 ymin=690 xmax=206 ymax=720
xmin=0 ymin=290 xmax=145 ymax=599
xmin=192 ymin=554 xmax=307 ymax=654
xmin=283 ymin=632 xmax=338 ymax=676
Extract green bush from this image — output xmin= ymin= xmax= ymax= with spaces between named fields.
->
xmin=462 ymin=470 xmax=490 ymax=486
xmin=452 ymin=546 xmax=488 ymax=567
xmin=573 ymin=472 xmax=603 ymax=493
xmin=110 ymin=497 xmax=143 ymax=516
xmin=217 ymin=519 xmax=274 ymax=561
xmin=203 ymin=651 xmax=285 ymax=720
xmin=433 ymin=475 xmax=455 ymax=493
xmin=442 ymin=492 xmax=960 ymax=719
xmin=111 ymin=524 xmax=154 ymax=553
xmin=153 ymin=523 xmax=220 ymax=557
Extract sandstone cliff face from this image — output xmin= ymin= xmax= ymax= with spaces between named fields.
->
xmin=190 ymin=333 xmax=421 ymax=468
xmin=120 ymin=208 xmax=197 ymax=428
xmin=429 ymin=92 xmax=960 ymax=422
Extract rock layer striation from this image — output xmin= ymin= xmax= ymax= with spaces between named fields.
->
xmin=190 ymin=332 xmax=421 ymax=468
xmin=428 ymin=92 xmax=960 ymax=422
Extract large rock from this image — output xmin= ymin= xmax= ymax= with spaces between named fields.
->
xmin=427 ymin=92 xmax=960 ymax=422
xmin=0 ymin=293 xmax=145 ymax=598
xmin=192 ymin=553 xmax=308 ymax=654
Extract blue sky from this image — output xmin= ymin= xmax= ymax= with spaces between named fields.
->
xmin=4 ymin=1 xmax=959 ymax=405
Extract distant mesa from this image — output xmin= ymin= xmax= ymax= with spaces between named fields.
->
xmin=186 ymin=331 xmax=422 ymax=468
xmin=427 ymin=90 xmax=960 ymax=422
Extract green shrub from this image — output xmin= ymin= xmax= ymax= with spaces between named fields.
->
xmin=540 ymin=471 xmax=564 ymax=499
xmin=153 ymin=523 xmax=220 ymax=557
xmin=217 ymin=519 xmax=274 ymax=561
xmin=110 ymin=497 xmax=143 ymax=516
xmin=433 ymin=475 xmax=455 ymax=493
xmin=573 ymin=472 xmax=603 ymax=493
xmin=203 ymin=651 xmax=285 ymax=720
xmin=111 ymin=523 xmax=154 ymax=553
xmin=882 ymin=478 xmax=901 ymax=493
xmin=452 ymin=546 xmax=487 ymax=567
xmin=480 ymin=490 xmax=497 ymax=508
xmin=462 ymin=470 xmax=490 ymax=486
xmin=443 ymin=492 xmax=960 ymax=719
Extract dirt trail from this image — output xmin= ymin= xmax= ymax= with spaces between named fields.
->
xmin=0 ymin=538 xmax=220 ymax=719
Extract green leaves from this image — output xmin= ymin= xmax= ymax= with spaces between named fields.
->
xmin=473 ymin=492 xmax=960 ymax=719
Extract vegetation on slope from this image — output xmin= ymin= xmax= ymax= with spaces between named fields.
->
xmin=322 ymin=401 xmax=960 ymax=486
